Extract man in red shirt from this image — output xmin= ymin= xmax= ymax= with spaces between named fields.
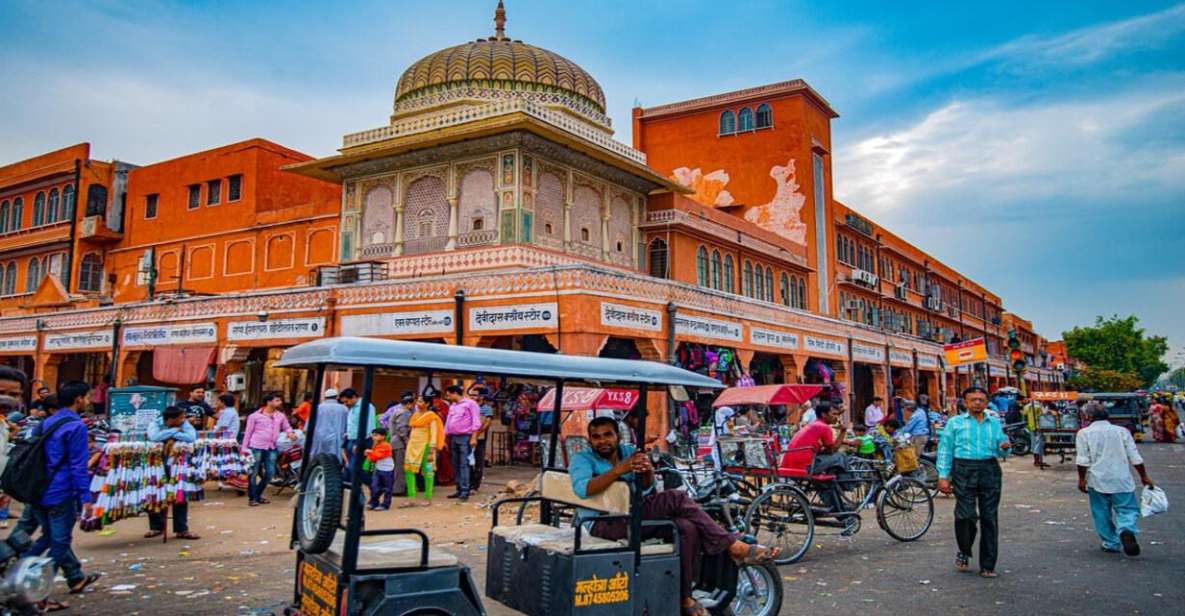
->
xmin=788 ymin=400 xmax=854 ymax=529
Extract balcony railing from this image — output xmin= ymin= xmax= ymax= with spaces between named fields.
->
xmin=360 ymin=243 xmax=395 ymax=258
xmin=403 ymin=236 xmax=449 ymax=256
xmin=457 ymin=229 xmax=498 ymax=248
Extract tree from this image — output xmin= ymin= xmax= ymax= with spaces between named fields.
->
xmin=1062 ymin=315 xmax=1168 ymax=387
xmin=1067 ymin=367 xmax=1145 ymax=392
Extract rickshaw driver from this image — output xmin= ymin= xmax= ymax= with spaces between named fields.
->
xmin=571 ymin=417 xmax=779 ymax=616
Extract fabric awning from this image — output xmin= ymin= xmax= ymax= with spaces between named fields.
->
xmin=537 ymin=387 xmax=639 ymax=412
xmin=152 ymin=347 xmax=216 ymax=385
xmin=712 ymin=384 xmax=826 ymax=408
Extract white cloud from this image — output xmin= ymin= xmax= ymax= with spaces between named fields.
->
xmin=834 ymin=84 xmax=1185 ymax=213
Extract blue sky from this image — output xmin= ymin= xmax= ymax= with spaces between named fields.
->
xmin=2 ymin=0 xmax=1183 ymax=368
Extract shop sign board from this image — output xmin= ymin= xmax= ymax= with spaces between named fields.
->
xmin=123 ymin=322 xmax=217 ymax=348
xmin=44 ymin=329 xmax=113 ymax=351
xmin=852 ymin=342 xmax=885 ymax=363
xmin=674 ymin=314 xmax=742 ymax=342
xmin=469 ymin=302 xmax=558 ymax=332
xmin=227 ymin=317 xmax=325 ymax=341
xmin=0 ymin=336 xmax=37 ymax=353
xmin=749 ymin=327 xmax=798 ymax=351
xmin=108 ymin=386 xmax=176 ymax=433
xmin=917 ymin=354 xmax=939 ymax=369
xmin=600 ymin=302 xmax=662 ymax=332
xmin=890 ymin=349 xmax=913 ymax=367
xmin=803 ymin=335 xmax=845 ymax=358
xmin=943 ymin=337 xmax=987 ymax=367
xmin=989 ymin=365 xmax=1008 ymax=377
xmin=339 ymin=310 xmax=453 ymax=337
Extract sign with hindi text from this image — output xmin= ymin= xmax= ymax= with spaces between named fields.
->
xmin=749 ymin=327 xmax=798 ymax=350
xmin=44 ymin=329 xmax=113 ymax=351
xmin=123 ymin=322 xmax=217 ymax=348
xmin=673 ymin=314 xmax=742 ymax=342
xmin=227 ymin=317 xmax=324 ymax=341
xmin=599 ymin=302 xmax=662 ymax=332
xmin=803 ymin=335 xmax=845 ymax=358
xmin=469 ymin=302 xmax=558 ymax=332
xmin=0 ymin=336 xmax=37 ymax=353
xmin=339 ymin=311 xmax=453 ymax=337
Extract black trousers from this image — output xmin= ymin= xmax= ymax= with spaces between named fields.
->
xmin=148 ymin=502 xmax=188 ymax=534
xmin=471 ymin=438 xmax=487 ymax=490
xmin=951 ymin=458 xmax=1001 ymax=571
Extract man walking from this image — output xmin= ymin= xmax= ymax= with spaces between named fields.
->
xmin=385 ymin=392 xmax=413 ymax=496
xmin=1076 ymin=402 xmax=1153 ymax=556
xmin=241 ymin=392 xmax=293 ymax=506
xmin=340 ymin=388 xmax=376 ymax=484
xmin=146 ymin=406 xmax=200 ymax=540
xmin=1020 ymin=398 xmax=1049 ymax=469
xmin=308 ymin=389 xmax=348 ymax=463
xmin=442 ymin=385 xmax=482 ymax=502
xmin=25 ymin=381 xmax=101 ymax=599
xmin=937 ymin=386 xmax=1011 ymax=578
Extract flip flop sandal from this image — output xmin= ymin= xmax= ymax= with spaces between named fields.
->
xmin=735 ymin=543 xmax=779 ymax=565
xmin=40 ymin=599 xmax=69 ymax=612
xmin=68 ymin=572 xmax=101 ymax=594
xmin=980 ymin=570 xmax=998 ymax=578
xmin=955 ymin=553 xmax=970 ymax=572
xmin=257 ymin=498 xmax=271 ymax=504
xmin=143 ymin=530 xmax=163 ymax=539
xmin=174 ymin=532 xmax=201 ymax=540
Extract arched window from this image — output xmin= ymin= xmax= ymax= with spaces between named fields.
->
xmin=790 ymin=275 xmax=799 ymax=307
xmin=765 ymin=268 xmax=774 ymax=302
xmin=797 ymin=278 xmax=806 ymax=308
xmin=79 ymin=253 xmax=103 ymax=292
xmin=3 ymin=263 xmax=14 ymax=296
xmin=723 ymin=255 xmax=734 ymax=293
xmin=648 ymin=239 xmax=668 ymax=279
xmin=780 ymin=272 xmax=789 ymax=306
xmin=742 ymin=260 xmax=753 ymax=297
xmin=738 ymin=107 xmax=754 ymax=131
xmin=696 ymin=246 xmax=709 ymax=287
xmin=756 ymin=103 xmax=772 ymax=128
xmin=10 ymin=197 xmax=22 ymax=231
xmin=753 ymin=264 xmax=764 ymax=300
xmin=719 ymin=110 xmax=736 ymax=135
xmin=26 ymin=258 xmax=40 ymax=292
xmin=0 ymin=201 xmax=7 ymax=233
xmin=47 ymin=188 xmax=60 ymax=223
xmin=710 ymin=250 xmax=722 ymax=290
xmin=33 ymin=192 xmax=45 ymax=226
xmin=62 ymin=185 xmax=74 ymax=219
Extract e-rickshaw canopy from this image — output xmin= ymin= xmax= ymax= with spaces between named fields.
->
xmin=275 ymin=336 xmax=724 ymax=388
xmin=537 ymin=387 xmax=639 ymax=411
xmin=711 ymin=383 xmax=825 ymax=408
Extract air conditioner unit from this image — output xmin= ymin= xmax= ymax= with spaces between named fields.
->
xmin=225 ymin=372 xmax=247 ymax=392
xmin=894 ymin=283 xmax=907 ymax=300
xmin=851 ymin=269 xmax=879 ymax=287
xmin=925 ymin=296 xmax=941 ymax=311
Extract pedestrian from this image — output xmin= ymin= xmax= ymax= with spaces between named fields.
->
xmin=307 ymin=389 xmax=348 ymax=463
xmin=385 ymin=392 xmax=414 ymax=496
xmin=180 ymin=386 xmax=212 ymax=431
xmin=293 ymin=392 xmax=313 ymax=425
xmin=1075 ymin=402 xmax=1154 ymax=556
xmin=241 ymin=392 xmax=294 ymax=506
xmin=0 ymin=366 xmax=27 ymax=529
xmin=91 ymin=375 xmax=110 ymax=416
xmin=1020 ymin=397 xmax=1048 ymax=469
xmin=442 ymin=384 xmax=482 ymax=502
xmin=29 ymin=384 xmax=52 ymax=415
xmin=471 ymin=392 xmax=494 ymax=492
xmin=23 ymin=380 xmax=102 ymax=609
xmin=902 ymin=400 xmax=930 ymax=456
xmin=936 ymin=386 xmax=1012 ymax=578
xmin=401 ymin=395 xmax=443 ymax=508
xmin=340 ymin=388 xmax=376 ymax=484
xmin=365 ymin=428 xmax=396 ymax=511
xmin=212 ymin=393 xmax=241 ymax=438
xmin=864 ymin=396 xmax=885 ymax=429
xmin=145 ymin=406 xmax=200 ymax=540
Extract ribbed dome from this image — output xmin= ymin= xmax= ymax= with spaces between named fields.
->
xmin=391 ymin=2 xmax=609 ymax=129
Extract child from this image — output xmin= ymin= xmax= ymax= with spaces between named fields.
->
xmin=874 ymin=418 xmax=902 ymax=463
xmin=848 ymin=425 xmax=878 ymax=459
xmin=365 ymin=428 xmax=396 ymax=511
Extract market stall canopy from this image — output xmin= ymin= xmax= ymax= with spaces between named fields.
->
xmin=537 ymin=387 xmax=639 ymax=411
xmin=152 ymin=347 xmax=216 ymax=385
xmin=275 ymin=337 xmax=723 ymax=389
xmin=712 ymin=384 xmax=825 ymax=408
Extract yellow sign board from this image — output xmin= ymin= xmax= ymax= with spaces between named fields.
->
xmin=574 ymin=571 xmax=630 ymax=607
xmin=943 ymin=338 xmax=988 ymax=368
xmin=1031 ymin=391 xmax=1077 ymax=401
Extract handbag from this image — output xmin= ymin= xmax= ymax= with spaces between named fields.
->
xmin=893 ymin=446 xmax=919 ymax=473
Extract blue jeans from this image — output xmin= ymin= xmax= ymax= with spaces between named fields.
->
xmin=1088 ymin=489 xmax=1139 ymax=550
xmin=25 ymin=498 xmax=84 ymax=583
xmin=344 ymin=438 xmax=372 ymax=485
xmin=448 ymin=435 xmax=472 ymax=496
xmin=248 ymin=448 xmax=278 ymax=502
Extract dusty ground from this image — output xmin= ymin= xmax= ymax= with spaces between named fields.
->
xmin=34 ymin=444 xmax=1185 ymax=615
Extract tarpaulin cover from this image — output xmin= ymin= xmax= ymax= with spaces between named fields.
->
xmin=152 ymin=347 xmax=215 ymax=385
xmin=712 ymin=384 xmax=826 ymax=408
xmin=537 ymin=387 xmax=639 ymax=411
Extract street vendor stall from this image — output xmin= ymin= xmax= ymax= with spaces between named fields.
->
xmin=708 ymin=384 xmax=825 ymax=476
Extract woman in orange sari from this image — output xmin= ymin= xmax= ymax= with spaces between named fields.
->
xmin=401 ymin=396 xmax=445 ymax=507
xmin=1160 ymin=400 xmax=1179 ymax=443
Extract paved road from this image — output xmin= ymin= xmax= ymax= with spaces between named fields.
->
xmin=55 ymin=444 xmax=1185 ymax=615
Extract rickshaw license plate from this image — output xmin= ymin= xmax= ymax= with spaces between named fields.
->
xmin=298 ymin=558 xmax=339 ymax=616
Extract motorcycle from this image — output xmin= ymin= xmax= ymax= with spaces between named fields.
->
xmin=1003 ymin=422 xmax=1032 ymax=456
xmin=270 ymin=443 xmax=304 ymax=494
xmin=0 ymin=529 xmax=54 ymax=615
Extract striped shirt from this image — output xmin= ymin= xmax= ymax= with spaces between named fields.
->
xmin=936 ymin=412 xmax=1010 ymax=479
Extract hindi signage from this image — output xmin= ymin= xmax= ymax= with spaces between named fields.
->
xmin=0 ymin=336 xmax=37 ymax=353
xmin=340 ymin=311 xmax=453 ymax=337
xmin=469 ymin=302 xmax=558 ymax=332
xmin=890 ymin=349 xmax=913 ymax=367
xmin=803 ymin=335 xmax=845 ymax=358
xmin=228 ymin=317 xmax=325 ymax=342
xmin=673 ymin=314 xmax=742 ymax=342
xmin=917 ymin=354 xmax=939 ymax=369
xmin=600 ymin=302 xmax=662 ymax=332
xmin=852 ymin=342 xmax=885 ymax=363
xmin=45 ymin=329 xmax=113 ymax=351
xmin=749 ymin=327 xmax=798 ymax=351
xmin=989 ymin=365 xmax=1007 ymax=377
xmin=123 ymin=323 xmax=217 ymax=348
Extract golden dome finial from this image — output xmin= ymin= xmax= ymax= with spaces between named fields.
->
xmin=494 ymin=0 xmax=507 ymax=40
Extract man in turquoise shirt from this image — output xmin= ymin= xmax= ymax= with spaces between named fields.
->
xmin=937 ymin=386 xmax=1011 ymax=578
xmin=340 ymin=388 xmax=376 ymax=484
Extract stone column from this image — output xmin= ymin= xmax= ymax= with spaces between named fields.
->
xmin=563 ymin=201 xmax=573 ymax=252
xmin=446 ymin=197 xmax=459 ymax=250
xmin=393 ymin=206 xmax=405 ymax=256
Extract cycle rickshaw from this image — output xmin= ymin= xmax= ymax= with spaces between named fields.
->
xmin=279 ymin=336 xmax=782 ymax=616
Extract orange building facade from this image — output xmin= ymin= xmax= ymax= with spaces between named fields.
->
xmin=0 ymin=5 xmax=1064 ymax=418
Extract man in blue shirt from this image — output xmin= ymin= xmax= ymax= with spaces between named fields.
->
xmin=340 ymin=388 xmax=377 ymax=484
xmin=937 ymin=386 xmax=1011 ymax=578
xmin=901 ymin=400 xmax=930 ymax=456
xmin=145 ymin=406 xmax=200 ymax=540
xmin=570 ymin=417 xmax=778 ymax=616
xmin=24 ymin=380 xmax=101 ymax=598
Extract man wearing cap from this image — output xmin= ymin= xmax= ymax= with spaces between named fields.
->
xmin=386 ymin=392 xmax=414 ymax=496
xmin=308 ymin=389 xmax=349 ymax=463
xmin=1076 ymin=402 xmax=1154 ymax=556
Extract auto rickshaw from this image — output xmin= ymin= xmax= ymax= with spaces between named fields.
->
xmin=278 ymin=336 xmax=780 ymax=615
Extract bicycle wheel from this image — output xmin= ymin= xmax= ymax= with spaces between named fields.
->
xmin=727 ymin=561 xmax=783 ymax=616
xmin=744 ymin=485 xmax=814 ymax=564
xmin=876 ymin=477 xmax=934 ymax=541
xmin=841 ymin=458 xmax=876 ymax=509
xmin=912 ymin=458 xmax=939 ymax=495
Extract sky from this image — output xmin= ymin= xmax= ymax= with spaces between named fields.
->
xmin=2 ymin=0 xmax=1183 ymax=368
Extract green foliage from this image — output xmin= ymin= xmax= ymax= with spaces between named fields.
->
xmin=1167 ymin=367 xmax=1185 ymax=389
xmin=1067 ymin=367 xmax=1144 ymax=392
xmin=1062 ymin=315 xmax=1168 ymax=387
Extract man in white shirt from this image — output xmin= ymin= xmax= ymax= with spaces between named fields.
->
xmin=863 ymin=397 xmax=885 ymax=429
xmin=1075 ymin=402 xmax=1154 ymax=556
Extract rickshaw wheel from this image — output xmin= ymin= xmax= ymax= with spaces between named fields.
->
xmin=876 ymin=477 xmax=934 ymax=542
xmin=744 ymin=485 xmax=814 ymax=565
xmin=727 ymin=561 xmax=782 ymax=616
xmin=297 ymin=454 xmax=344 ymax=554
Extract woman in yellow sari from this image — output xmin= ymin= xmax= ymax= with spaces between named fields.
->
xmin=401 ymin=396 xmax=445 ymax=507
